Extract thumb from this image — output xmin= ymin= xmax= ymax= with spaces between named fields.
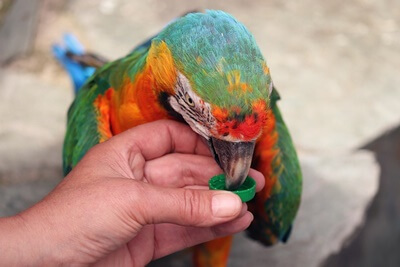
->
xmin=131 ymin=182 xmax=243 ymax=227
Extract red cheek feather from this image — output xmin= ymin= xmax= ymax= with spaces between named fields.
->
xmin=213 ymin=99 xmax=269 ymax=141
xmin=216 ymin=113 xmax=267 ymax=140
xmin=214 ymin=100 xmax=269 ymax=141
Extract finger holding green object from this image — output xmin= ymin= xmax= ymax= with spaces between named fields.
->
xmin=209 ymin=174 xmax=256 ymax=202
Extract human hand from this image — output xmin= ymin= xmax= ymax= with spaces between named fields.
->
xmin=0 ymin=120 xmax=264 ymax=266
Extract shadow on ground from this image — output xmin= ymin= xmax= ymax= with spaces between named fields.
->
xmin=324 ymin=126 xmax=400 ymax=267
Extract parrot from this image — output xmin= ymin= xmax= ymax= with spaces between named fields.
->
xmin=53 ymin=10 xmax=302 ymax=267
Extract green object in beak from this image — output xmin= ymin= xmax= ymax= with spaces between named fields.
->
xmin=209 ymin=174 xmax=256 ymax=202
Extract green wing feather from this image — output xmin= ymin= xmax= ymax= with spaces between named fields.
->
xmin=63 ymin=46 xmax=150 ymax=176
xmin=247 ymin=87 xmax=302 ymax=245
xmin=63 ymin=66 xmax=111 ymax=175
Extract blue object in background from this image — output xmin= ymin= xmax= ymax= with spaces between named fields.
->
xmin=52 ymin=34 xmax=96 ymax=94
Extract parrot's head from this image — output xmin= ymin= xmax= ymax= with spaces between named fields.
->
xmin=148 ymin=10 xmax=272 ymax=189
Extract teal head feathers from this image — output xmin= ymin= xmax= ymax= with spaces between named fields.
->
xmin=146 ymin=10 xmax=273 ymax=189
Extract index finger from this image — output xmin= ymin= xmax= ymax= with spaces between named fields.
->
xmin=110 ymin=120 xmax=211 ymax=160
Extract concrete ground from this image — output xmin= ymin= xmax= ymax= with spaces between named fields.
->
xmin=0 ymin=0 xmax=399 ymax=266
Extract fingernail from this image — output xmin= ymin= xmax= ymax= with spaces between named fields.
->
xmin=212 ymin=192 xmax=241 ymax=218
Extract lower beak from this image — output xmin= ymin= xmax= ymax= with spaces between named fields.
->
xmin=208 ymin=137 xmax=255 ymax=190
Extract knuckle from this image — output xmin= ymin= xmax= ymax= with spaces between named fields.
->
xmin=182 ymin=189 xmax=208 ymax=225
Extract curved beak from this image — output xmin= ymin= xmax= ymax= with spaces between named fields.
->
xmin=208 ymin=137 xmax=255 ymax=190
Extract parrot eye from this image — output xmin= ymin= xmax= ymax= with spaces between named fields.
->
xmin=185 ymin=92 xmax=195 ymax=107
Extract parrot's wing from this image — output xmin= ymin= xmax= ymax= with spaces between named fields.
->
xmin=63 ymin=43 xmax=150 ymax=175
xmin=247 ymin=86 xmax=302 ymax=245
xmin=63 ymin=72 xmax=112 ymax=175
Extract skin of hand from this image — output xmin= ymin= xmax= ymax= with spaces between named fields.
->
xmin=0 ymin=120 xmax=265 ymax=266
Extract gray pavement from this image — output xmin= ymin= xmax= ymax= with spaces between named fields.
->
xmin=1 ymin=0 xmax=399 ymax=266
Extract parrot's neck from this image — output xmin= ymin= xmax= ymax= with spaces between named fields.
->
xmin=106 ymin=59 xmax=176 ymax=134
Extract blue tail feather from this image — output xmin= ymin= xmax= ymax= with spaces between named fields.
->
xmin=52 ymin=34 xmax=96 ymax=94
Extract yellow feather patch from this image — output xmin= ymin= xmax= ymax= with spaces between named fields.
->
xmin=226 ymin=70 xmax=253 ymax=94
xmin=196 ymin=56 xmax=203 ymax=64
xmin=262 ymin=61 xmax=270 ymax=75
xmin=146 ymin=41 xmax=177 ymax=94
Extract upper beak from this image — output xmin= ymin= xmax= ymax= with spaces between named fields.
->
xmin=208 ymin=137 xmax=255 ymax=190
